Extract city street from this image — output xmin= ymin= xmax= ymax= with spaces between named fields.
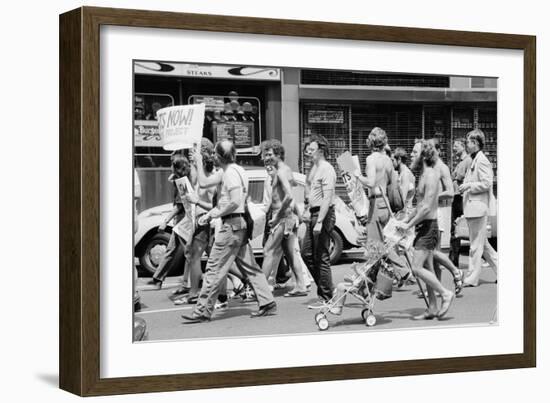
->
xmin=135 ymin=252 xmax=498 ymax=341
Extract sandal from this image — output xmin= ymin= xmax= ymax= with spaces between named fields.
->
xmin=284 ymin=290 xmax=309 ymax=297
xmin=453 ymin=270 xmax=464 ymax=295
xmin=413 ymin=310 xmax=437 ymax=320
xmin=173 ymin=295 xmax=198 ymax=305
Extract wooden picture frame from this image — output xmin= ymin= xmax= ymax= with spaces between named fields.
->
xmin=59 ymin=6 xmax=536 ymax=396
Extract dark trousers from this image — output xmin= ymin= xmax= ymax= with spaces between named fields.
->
xmin=448 ymin=194 xmax=464 ymax=267
xmin=152 ymin=231 xmax=186 ymax=282
xmin=302 ymin=206 xmax=335 ymax=301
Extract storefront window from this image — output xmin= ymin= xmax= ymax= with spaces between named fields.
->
xmin=189 ymin=94 xmax=262 ymax=155
xmin=134 ymin=93 xmax=174 ymax=168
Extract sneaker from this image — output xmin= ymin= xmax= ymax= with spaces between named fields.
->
xmin=173 ymin=295 xmax=198 ymax=305
xmin=307 ymin=298 xmax=329 ymax=309
xmin=241 ymin=284 xmax=256 ymax=302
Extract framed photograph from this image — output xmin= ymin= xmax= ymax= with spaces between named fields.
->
xmin=59 ymin=6 xmax=536 ymax=396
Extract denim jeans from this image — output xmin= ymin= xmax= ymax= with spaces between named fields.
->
xmin=302 ymin=206 xmax=335 ymax=301
xmin=193 ymin=218 xmax=274 ymax=319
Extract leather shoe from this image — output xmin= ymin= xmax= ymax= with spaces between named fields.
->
xmin=143 ymin=278 xmax=162 ymax=291
xmin=250 ymin=301 xmax=277 ymax=318
xmin=181 ymin=313 xmax=210 ymax=324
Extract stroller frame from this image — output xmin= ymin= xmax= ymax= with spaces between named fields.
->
xmin=313 ymin=187 xmax=429 ymax=331
xmin=313 ymin=237 xmax=418 ymax=330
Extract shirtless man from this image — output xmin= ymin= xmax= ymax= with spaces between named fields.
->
xmin=392 ymin=147 xmax=415 ymax=211
xmin=354 ymin=127 xmax=394 ymax=242
xmin=430 ymin=139 xmax=464 ymax=294
xmin=398 ymin=140 xmax=455 ymax=319
xmin=260 ymin=139 xmax=307 ymax=295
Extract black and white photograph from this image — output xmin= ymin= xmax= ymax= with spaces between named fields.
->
xmin=132 ymin=61 xmax=498 ymax=342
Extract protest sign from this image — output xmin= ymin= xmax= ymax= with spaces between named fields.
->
xmin=337 ymin=151 xmax=369 ymax=221
xmin=157 ymin=104 xmax=205 ymax=151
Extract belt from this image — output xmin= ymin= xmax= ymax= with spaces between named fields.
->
xmin=368 ymin=194 xmax=384 ymax=200
xmin=221 ymin=212 xmax=245 ymax=221
xmin=309 ymin=205 xmax=334 ymax=214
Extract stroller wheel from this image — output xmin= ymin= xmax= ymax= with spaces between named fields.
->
xmin=317 ymin=317 xmax=329 ymax=331
xmin=314 ymin=312 xmax=325 ymax=324
xmin=361 ymin=309 xmax=377 ymax=326
xmin=365 ymin=314 xmax=377 ymax=327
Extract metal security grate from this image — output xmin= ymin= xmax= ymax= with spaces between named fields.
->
xmin=424 ymin=105 xmax=452 ymax=170
xmin=476 ymin=107 xmax=498 ymax=196
xmin=301 ymin=103 xmax=351 ymax=201
xmin=351 ymin=104 xmax=423 ymax=173
xmin=301 ymin=70 xmax=450 ymax=87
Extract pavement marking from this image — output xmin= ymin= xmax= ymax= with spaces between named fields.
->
xmin=138 ymin=301 xmax=258 ymax=315
xmin=138 ymin=306 xmax=194 ymax=315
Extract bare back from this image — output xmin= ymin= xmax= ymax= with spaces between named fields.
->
xmin=366 ymin=151 xmax=394 ymax=195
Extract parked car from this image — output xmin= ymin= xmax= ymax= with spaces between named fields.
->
xmin=134 ymin=168 xmax=361 ymax=274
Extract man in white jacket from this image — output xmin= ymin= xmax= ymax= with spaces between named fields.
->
xmin=459 ymin=129 xmax=498 ymax=287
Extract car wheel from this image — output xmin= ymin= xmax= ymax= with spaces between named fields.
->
xmin=329 ymin=230 xmax=344 ymax=264
xmin=139 ymin=232 xmax=171 ymax=275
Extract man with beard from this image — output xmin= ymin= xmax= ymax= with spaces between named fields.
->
xmin=430 ymin=139 xmax=464 ymax=294
xmin=398 ymin=140 xmax=455 ymax=319
xmin=449 ymin=139 xmax=472 ymax=267
xmin=182 ymin=140 xmax=276 ymax=323
xmin=171 ymin=138 xmax=217 ymax=303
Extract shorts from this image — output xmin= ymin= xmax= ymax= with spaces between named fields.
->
xmin=413 ymin=219 xmax=439 ymax=251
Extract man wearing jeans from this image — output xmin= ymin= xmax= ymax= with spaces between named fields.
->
xmin=182 ymin=140 xmax=275 ymax=323
xmin=302 ymin=134 xmax=337 ymax=308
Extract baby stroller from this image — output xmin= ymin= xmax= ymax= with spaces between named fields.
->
xmin=313 ymin=188 xmax=428 ymax=331
xmin=314 ymin=233 xmax=414 ymax=331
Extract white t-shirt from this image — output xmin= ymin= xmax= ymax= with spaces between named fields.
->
xmin=309 ymin=159 xmax=336 ymax=208
xmin=218 ymin=164 xmax=247 ymax=214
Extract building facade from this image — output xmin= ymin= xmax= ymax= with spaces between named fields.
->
xmin=134 ymin=62 xmax=497 ymax=212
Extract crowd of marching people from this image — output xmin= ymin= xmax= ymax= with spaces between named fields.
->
xmin=139 ymin=125 xmax=498 ymax=324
